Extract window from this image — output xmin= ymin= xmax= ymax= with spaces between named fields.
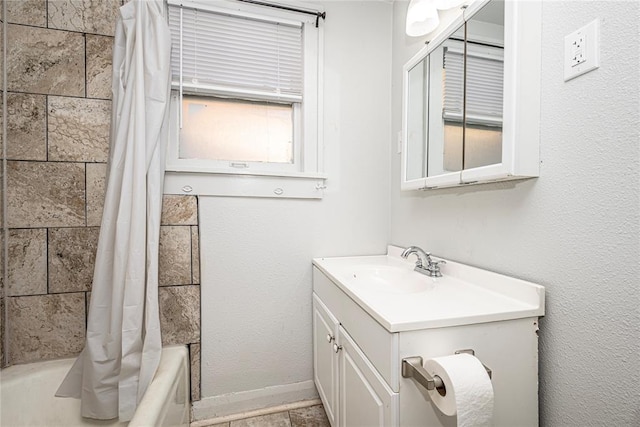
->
xmin=165 ymin=0 xmax=324 ymax=191
xmin=180 ymin=96 xmax=296 ymax=168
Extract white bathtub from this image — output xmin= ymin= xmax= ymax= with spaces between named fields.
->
xmin=1 ymin=345 xmax=190 ymax=427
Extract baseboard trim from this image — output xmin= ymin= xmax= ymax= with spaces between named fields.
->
xmin=191 ymin=380 xmax=320 ymax=424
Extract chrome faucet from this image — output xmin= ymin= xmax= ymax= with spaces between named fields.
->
xmin=400 ymin=246 xmax=446 ymax=278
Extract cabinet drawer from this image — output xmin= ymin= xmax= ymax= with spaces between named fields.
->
xmin=313 ymin=267 xmax=400 ymax=391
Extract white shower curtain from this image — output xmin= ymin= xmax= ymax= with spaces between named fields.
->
xmin=56 ymin=0 xmax=172 ymax=421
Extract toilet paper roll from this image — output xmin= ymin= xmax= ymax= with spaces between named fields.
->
xmin=424 ymin=353 xmax=494 ymax=427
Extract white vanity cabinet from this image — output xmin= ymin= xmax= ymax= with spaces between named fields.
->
xmin=312 ymin=248 xmax=545 ymax=427
xmin=313 ymin=293 xmax=398 ymax=427
xmin=312 ymin=294 xmax=339 ymax=426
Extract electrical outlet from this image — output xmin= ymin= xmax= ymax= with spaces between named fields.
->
xmin=570 ymin=34 xmax=586 ymax=67
xmin=564 ymin=19 xmax=600 ymax=81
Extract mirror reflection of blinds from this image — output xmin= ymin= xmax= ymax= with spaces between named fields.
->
xmin=167 ymin=4 xmax=303 ymax=104
xmin=443 ymin=44 xmax=504 ymax=127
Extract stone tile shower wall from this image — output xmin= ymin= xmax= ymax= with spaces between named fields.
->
xmin=1 ymin=0 xmax=202 ymax=401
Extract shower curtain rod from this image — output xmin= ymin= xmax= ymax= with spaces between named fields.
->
xmin=236 ymin=0 xmax=326 ymax=27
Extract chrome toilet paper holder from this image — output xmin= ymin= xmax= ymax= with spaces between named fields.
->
xmin=401 ymin=349 xmax=492 ymax=397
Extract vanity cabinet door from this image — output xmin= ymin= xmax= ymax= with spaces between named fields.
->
xmin=313 ymin=294 xmax=339 ymax=427
xmin=338 ymin=326 xmax=398 ymax=427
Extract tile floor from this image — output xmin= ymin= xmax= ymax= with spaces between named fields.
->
xmin=200 ymin=404 xmax=330 ymax=427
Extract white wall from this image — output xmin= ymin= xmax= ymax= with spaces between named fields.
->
xmin=196 ymin=1 xmax=393 ymax=418
xmin=390 ymin=1 xmax=640 ymax=426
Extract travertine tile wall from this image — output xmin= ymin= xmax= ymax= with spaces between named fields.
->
xmin=1 ymin=0 xmax=5 ymax=369
xmin=1 ymin=0 xmax=201 ymax=400
xmin=159 ymin=195 xmax=202 ymax=401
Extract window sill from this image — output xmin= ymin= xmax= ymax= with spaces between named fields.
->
xmin=163 ymin=169 xmax=327 ymax=199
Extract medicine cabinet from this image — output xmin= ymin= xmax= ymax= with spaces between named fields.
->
xmin=401 ymin=0 xmax=542 ymax=190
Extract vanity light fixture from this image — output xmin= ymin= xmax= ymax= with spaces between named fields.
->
xmin=433 ymin=0 xmax=467 ymax=9
xmin=406 ymin=0 xmax=440 ymax=36
xmin=405 ymin=0 xmax=467 ymax=37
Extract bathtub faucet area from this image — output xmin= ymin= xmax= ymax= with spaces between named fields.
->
xmin=401 ymin=246 xmax=447 ymax=278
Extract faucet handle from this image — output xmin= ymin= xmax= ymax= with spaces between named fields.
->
xmin=427 ymin=259 xmax=446 ymax=277
xmin=429 ymin=259 xmax=446 ymax=268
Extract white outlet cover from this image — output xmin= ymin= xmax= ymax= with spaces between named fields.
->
xmin=564 ymin=19 xmax=600 ymax=81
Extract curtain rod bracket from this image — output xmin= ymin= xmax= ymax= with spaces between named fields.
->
xmin=315 ymin=11 xmax=326 ymax=28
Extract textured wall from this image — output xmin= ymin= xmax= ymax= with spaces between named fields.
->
xmin=1 ymin=0 xmax=202 ymax=401
xmin=197 ymin=0 xmax=393 ymax=416
xmin=390 ymin=1 xmax=640 ymax=426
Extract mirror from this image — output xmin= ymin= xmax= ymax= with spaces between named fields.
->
xmin=403 ymin=20 xmax=467 ymax=183
xmin=401 ymin=0 xmax=538 ymax=191
xmin=462 ymin=1 xmax=504 ymax=170
xmin=405 ymin=57 xmax=428 ymax=182
xmin=429 ymin=23 xmax=466 ymax=176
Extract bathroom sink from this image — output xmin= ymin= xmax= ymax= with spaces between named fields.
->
xmin=313 ymin=246 xmax=545 ymax=332
xmin=348 ymin=265 xmax=433 ymax=294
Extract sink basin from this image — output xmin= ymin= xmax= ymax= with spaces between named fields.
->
xmin=313 ymin=246 xmax=545 ymax=332
xmin=348 ymin=265 xmax=433 ymax=294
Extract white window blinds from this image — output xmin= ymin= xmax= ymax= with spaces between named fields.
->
xmin=443 ymin=47 xmax=464 ymax=119
xmin=168 ymin=3 xmax=304 ymax=103
xmin=443 ymin=43 xmax=504 ymax=126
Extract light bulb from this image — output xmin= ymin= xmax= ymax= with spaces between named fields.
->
xmin=406 ymin=0 xmax=440 ymax=37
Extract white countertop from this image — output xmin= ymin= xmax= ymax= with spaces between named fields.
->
xmin=312 ymin=246 xmax=545 ymax=332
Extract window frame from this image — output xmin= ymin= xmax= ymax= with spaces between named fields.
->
xmin=164 ymin=0 xmax=326 ymax=198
